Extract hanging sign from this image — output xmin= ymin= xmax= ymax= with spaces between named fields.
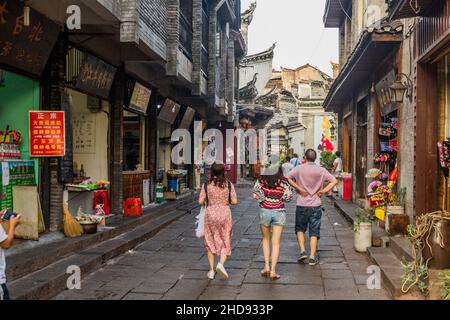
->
xmin=0 ymin=1 xmax=60 ymax=76
xmin=29 ymin=111 xmax=65 ymax=157
xmin=130 ymin=82 xmax=152 ymax=114
xmin=75 ymin=53 xmax=117 ymax=99
xmin=158 ymin=98 xmax=181 ymax=124
xmin=375 ymin=70 xmax=397 ymax=116
xmin=178 ymin=107 xmax=195 ymax=129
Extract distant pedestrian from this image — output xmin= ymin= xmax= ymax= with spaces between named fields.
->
xmin=1 ymin=209 xmax=22 ymax=300
xmin=198 ymin=163 xmax=238 ymax=280
xmin=287 ymin=149 xmax=338 ymax=266
xmin=253 ymin=167 xmax=292 ymax=280
xmin=331 ymin=151 xmax=343 ymax=194
xmin=290 ymin=154 xmax=300 ymax=167
xmin=282 ymin=156 xmax=294 ymax=176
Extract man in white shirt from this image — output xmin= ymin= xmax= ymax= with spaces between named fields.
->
xmin=1 ymin=209 xmax=21 ymax=300
xmin=282 ymin=156 xmax=294 ymax=176
xmin=332 ymin=151 xmax=343 ymax=175
xmin=290 ymin=154 xmax=300 ymax=167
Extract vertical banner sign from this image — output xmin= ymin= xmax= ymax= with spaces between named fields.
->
xmin=29 ymin=111 xmax=66 ymax=157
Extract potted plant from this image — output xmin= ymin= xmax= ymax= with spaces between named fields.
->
xmin=402 ymin=211 xmax=450 ymax=297
xmin=354 ymin=208 xmax=375 ymax=253
xmin=320 ymin=151 xmax=336 ymax=172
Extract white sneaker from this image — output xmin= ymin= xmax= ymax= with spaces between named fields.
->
xmin=216 ymin=263 xmax=229 ymax=279
xmin=207 ymin=271 xmax=216 ymax=280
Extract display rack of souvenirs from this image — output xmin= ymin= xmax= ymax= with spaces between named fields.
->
xmin=0 ymin=127 xmax=22 ymax=160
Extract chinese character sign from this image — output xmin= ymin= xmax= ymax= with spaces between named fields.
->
xmin=0 ymin=0 xmax=60 ymax=76
xmin=29 ymin=111 xmax=65 ymax=157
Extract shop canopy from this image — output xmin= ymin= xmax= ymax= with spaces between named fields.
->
xmin=323 ymin=20 xmax=403 ymax=112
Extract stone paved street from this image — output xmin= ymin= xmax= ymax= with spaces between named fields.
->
xmin=55 ymin=187 xmax=390 ymax=300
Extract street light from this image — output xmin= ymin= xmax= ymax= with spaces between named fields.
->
xmin=389 ymin=73 xmax=413 ymax=103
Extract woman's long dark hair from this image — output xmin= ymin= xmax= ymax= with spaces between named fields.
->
xmin=209 ymin=162 xmax=227 ymax=188
xmin=258 ymin=166 xmax=284 ymax=189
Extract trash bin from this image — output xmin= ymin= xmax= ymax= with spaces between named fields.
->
xmin=342 ymin=177 xmax=352 ymax=201
xmin=168 ymin=178 xmax=178 ymax=193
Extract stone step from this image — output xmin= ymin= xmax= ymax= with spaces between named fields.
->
xmin=367 ymin=247 xmax=423 ymax=300
xmin=389 ymin=236 xmax=413 ymax=262
xmin=9 ymin=208 xmax=189 ymax=300
xmin=6 ymin=193 xmax=196 ymax=283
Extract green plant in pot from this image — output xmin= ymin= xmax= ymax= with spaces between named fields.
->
xmin=402 ymin=211 xmax=450 ymax=297
xmin=353 ymin=208 xmax=376 ymax=253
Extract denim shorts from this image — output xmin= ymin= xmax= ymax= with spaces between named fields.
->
xmin=259 ymin=208 xmax=287 ymax=227
xmin=295 ymin=206 xmax=323 ymax=239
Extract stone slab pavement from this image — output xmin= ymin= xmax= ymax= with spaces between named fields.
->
xmin=54 ymin=187 xmax=391 ymax=300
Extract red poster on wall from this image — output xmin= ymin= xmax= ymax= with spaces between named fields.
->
xmin=29 ymin=111 xmax=65 ymax=157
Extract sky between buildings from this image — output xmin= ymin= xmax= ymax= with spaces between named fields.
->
xmin=241 ymin=0 xmax=339 ymax=77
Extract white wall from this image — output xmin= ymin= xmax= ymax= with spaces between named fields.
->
xmin=239 ymin=58 xmax=273 ymax=98
xmin=69 ymin=89 xmax=110 ymax=181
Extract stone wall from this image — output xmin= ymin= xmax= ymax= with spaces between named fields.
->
xmin=398 ymin=18 xmax=416 ymax=219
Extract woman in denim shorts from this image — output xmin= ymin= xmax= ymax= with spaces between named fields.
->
xmin=253 ymin=167 xmax=292 ymax=280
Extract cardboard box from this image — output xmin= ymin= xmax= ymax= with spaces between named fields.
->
xmin=164 ymin=192 xmax=177 ymax=200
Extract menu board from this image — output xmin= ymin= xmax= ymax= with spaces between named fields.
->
xmin=158 ymin=99 xmax=181 ymax=124
xmin=29 ymin=111 xmax=65 ymax=157
xmin=0 ymin=0 xmax=60 ymax=76
xmin=130 ymin=82 xmax=151 ymax=114
xmin=73 ymin=114 xmax=96 ymax=154
xmin=0 ymin=160 xmax=36 ymax=211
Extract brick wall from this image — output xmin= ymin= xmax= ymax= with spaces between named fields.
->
xmin=166 ymin=0 xmax=180 ymax=76
xmin=121 ymin=0 xmax=140 ymax=44
xmin=139 ymin=0 xmax=168 ymax=42
xmin=191 ymin=0 xmax=203 ymax=96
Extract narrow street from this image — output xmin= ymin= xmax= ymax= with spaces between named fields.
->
xmin=55 ymin=186 xmax=390 ymax=300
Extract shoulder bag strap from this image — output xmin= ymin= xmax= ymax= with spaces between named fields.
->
xmin=204 ymin=182 xmax=209 ymax=207
xmin=228 ymin=181 xmax=232 ymax=204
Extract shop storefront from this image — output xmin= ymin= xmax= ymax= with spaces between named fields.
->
xmin=122 ymin=79 xmax=152 ymax=207
xmin=63 ymin=47 xmax=117 ymax=217
xmin=414 ymin=0 xmax=450 ymax=215
xmin=0 ymin=1 xmax=59 ymax=235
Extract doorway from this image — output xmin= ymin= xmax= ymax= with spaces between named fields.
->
xmin=356 ymin=98 xmax=368 ymax=200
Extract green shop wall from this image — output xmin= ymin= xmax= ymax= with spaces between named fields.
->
xmin=0 ymin=70 xmax=40 ymax=182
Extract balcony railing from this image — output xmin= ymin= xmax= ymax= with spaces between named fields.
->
xmin=179 ymin=14 xmax=193 ymax=60
xmin=417 ymin=0 xmax=449 ymax=58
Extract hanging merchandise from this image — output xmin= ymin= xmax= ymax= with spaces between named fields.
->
xmin=366 ymin=168 xmax=382 ymax=179
xmin=387 ymin=164 xmax=399 ymax=189
xmin=438 ymin=140 xmax=450 ymax=169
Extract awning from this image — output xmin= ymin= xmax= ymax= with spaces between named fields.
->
xmin=387 ymin=0 xmax=438 ymax=20
xmin=324 ymin=21 xmax=403 ymax=111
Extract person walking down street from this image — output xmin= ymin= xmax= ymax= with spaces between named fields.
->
xmin=287 ymin=149 xmax=338 ymax=266
xmin=253 ymin=167 xmax=292 ymax=280
xmin=198 ymin=163 xmax=238 ymax=280
xmin=331 ymin=151 xmax=343 ymax=194
xmin=282 ymin=156 xmax=294 ymax=176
